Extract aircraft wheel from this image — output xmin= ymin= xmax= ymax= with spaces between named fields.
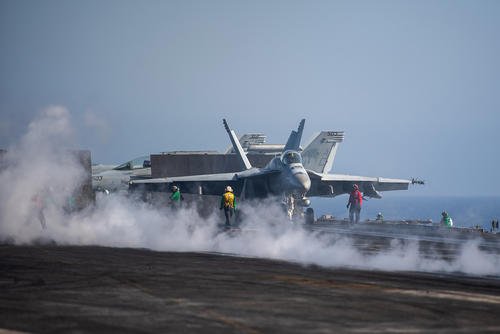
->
xmin=305 ymin=207 xmax=314 ymax=225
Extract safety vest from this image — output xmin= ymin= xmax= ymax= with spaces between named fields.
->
xmin=170 ymin=190 xmax=181 ymax=202
xmin=222 ymin=192 xmax=235 ymax=208
xmin=443 ymin=216 xmax=453 ymax=227
xmin=349 ymin=190 xmax=362 ymax=207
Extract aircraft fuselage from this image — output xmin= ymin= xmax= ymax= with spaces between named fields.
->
xmin=264 ymin=152 xmax=311 ymax=197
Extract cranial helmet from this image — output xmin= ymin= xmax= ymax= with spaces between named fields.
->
xmin=353 ymin=184 xmax=359 ymax=190
xmin=225 ymin=186 xmax=233 ymax=192
xmin=172 ymin=185 xmax=178 ymax=191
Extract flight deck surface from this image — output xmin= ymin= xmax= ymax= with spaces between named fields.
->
xmin=1 ymin=243 xmax=500 ymax=333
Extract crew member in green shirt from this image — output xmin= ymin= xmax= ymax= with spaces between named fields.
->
xmin=169 ymin=185 xmax=183 ymax=209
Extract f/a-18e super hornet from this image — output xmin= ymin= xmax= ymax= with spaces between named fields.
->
xmin=130 ymin=119 xmax=417 ymax=218
xmin=94 ymin=129 xmax=344 ymax=194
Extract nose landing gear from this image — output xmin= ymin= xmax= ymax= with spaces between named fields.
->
xmin=282 ymin=194 xmax=314 ymax=224
xmin=305 ymin=207 xmax=315 ymax=225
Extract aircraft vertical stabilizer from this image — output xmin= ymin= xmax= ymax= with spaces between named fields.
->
xmin=223 ymin=119 xmax=252 ymax=170
xmin=302 ymin=131 xmax=344 ymax=173
xmin=283 ymin=119 xmax=305 ymax=152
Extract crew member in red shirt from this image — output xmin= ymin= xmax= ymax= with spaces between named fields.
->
xmin=347 ymin=184 xmax=363 ymax=224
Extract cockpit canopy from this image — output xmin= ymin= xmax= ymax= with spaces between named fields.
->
xmin=114 ymin=156 xmax=151 ymax=170
xmin=281 ymin=150 xmax=302 ymax=165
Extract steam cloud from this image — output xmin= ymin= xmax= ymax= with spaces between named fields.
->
xmin=1 ymin=107 xmax=500 ymax=277
xmin=0 ymin=106 xmax=86 ymax=243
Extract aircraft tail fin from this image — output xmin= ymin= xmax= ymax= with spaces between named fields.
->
xmin=283 ymin=119 xmax=305 ymax=152
xmin=302 ymin=131 xmax=344 ymax=173
xmin=223 ymin=119 xmax=252 ymax=170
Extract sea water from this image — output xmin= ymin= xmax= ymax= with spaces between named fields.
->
xmin=312 ymin=195 xmax=500 ymax=230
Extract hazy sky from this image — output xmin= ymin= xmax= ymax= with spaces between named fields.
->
xmin=1 ymin=0 xmax=499 ymax=196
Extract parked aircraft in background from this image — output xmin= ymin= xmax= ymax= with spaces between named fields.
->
xmin=91 ymin=163 xmax=118 ymax=175
xmin=226 ymin=133 xmax=301 ymax=155
xmin=130 ymin=119 xmax=415 ymax=218
xmin=92 ymin=155 xmax=151 ymax=193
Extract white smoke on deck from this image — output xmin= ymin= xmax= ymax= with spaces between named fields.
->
xmin=0 ymin=106 xmax=86 ymax=243
xmin=1 ymin=107 xmax=500 ymax=277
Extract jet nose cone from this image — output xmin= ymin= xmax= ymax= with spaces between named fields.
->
xmin=294 ymin=172 xmax=311 ymax=193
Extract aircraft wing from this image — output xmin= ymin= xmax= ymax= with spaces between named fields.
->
xmin=130 ymin=172 xmax=242 ymax=196
xmin=223 ymin=119 xmax=252 ymax=170
xmin=130 ymin=168 xmax=281 ymax=197
xmin=307 ymin=171 xmax=411 ymax=198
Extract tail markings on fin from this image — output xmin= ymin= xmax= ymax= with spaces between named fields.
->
xmin=302 ymin=131 xmax=344 ymax=173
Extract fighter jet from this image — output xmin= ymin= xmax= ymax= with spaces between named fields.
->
xmin=92 ymin=127 xmax=341 ymax=194
xmin=130 ymin=119 xmax=415 ymax=218
xmin=92 ymin=155 xmax=151 ymax=193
